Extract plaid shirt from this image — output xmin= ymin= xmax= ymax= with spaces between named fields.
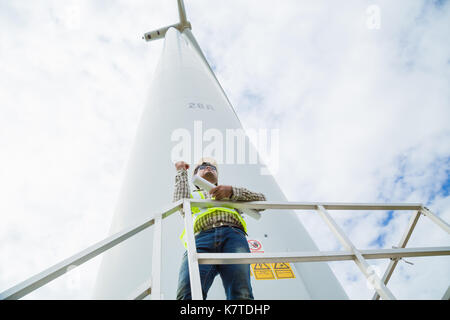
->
xmin=173 ymin=169 xmax=266 ymax=234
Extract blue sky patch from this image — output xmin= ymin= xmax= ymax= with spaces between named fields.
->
xmin=381 ymin=211 xmax=394 ymax=227
xmin=370 ymin=232 xmax=387 ymax=248
xmin=440 ymin=176 xmax=450 ymax=197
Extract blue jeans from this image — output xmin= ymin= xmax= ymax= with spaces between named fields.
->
xmin=176 ymin=226 xmax=254 ymax=300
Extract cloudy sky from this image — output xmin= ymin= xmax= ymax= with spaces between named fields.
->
xmin=0 ymin=0 xmax=449 ymax=300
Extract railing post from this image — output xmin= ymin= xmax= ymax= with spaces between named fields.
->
xmin=420 ymin=207 xmax=450 ymax=234
xmin=151 ymin=214 xmax=162 ymax=300
xmin=372 ymin=210 xmax=421 ymax=300
xmin=183 ymin=199 xmax=203 ymax=300
xmin=316 ymin=205 xmax=396 ymax=300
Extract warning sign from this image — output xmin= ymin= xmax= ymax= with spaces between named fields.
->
xmin=247 ymin=239 xmax=296 ymax=280
xmin=272 ymin=263 xmax=296 ymax=279
xmin=251 ymin=263 xmax=275 ymax=280
xmin=247 ymin=239 xmax=264 ymax=253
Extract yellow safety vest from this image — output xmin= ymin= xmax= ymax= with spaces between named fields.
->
xmin=179 ymin=190 xmax=247 ymax=249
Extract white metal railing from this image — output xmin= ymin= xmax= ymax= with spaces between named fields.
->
xmin=0 ymin=200 xmax=183 ymax=300
xmin=0 ymin=199 xmax=449 ymax=300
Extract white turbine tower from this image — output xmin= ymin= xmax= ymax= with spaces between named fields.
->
xmin=93 ymin=0 xmax=348 ymax=299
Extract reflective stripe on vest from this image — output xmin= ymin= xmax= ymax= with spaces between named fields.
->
xmin=179 ymin=190 xmax=247 ymax=249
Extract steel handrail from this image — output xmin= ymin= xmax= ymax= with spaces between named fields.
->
xmin=1 ymin=199 xmax=448 ymax=300
xmin=182 ymin=200 xmax=450 ymax=300
xmin=0 ymin=200 xmax=183 ymax=300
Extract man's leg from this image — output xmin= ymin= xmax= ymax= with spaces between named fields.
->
xmin=176 ymin=229 xmax=218 ymax=300
xmin=218 ymin=227 xmax=254 ymax=300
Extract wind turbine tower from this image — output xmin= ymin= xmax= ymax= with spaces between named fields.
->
xmin=93 ymin=0 xmax=348 ymax=299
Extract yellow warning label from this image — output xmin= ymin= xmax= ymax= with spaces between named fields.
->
xmin=251 ymin=263 xmax=275 ymax=280
xmin=272 ymin=263 xmax=296 ymax=279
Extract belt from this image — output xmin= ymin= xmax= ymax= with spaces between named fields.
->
xmin=195 ymin=222 xmax=246 ymax=235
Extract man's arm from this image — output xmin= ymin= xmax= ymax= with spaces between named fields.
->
xmin=209 ymin=185 xmax=267 ymax=213
xmin=231 ymin=187 xmax=267 ymax=213
xmin=231 ymin=187 xmax=266 ymax=202
xmin=209 ymin=185 xmax=266 ymax=202
xmin=173 ymin=162 xmax=191 ymax=217
xmin=173 ymin=169 xmax=190 ymax=202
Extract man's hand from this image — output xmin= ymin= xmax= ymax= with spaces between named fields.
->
xmin=210 ymin=185 xmax=233 ymax=200
xmin=175 ymin=161 xmax=190 ymax=171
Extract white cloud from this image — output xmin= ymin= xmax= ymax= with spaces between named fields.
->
xmin=0 ymin=0 xmax=448 ymax=299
